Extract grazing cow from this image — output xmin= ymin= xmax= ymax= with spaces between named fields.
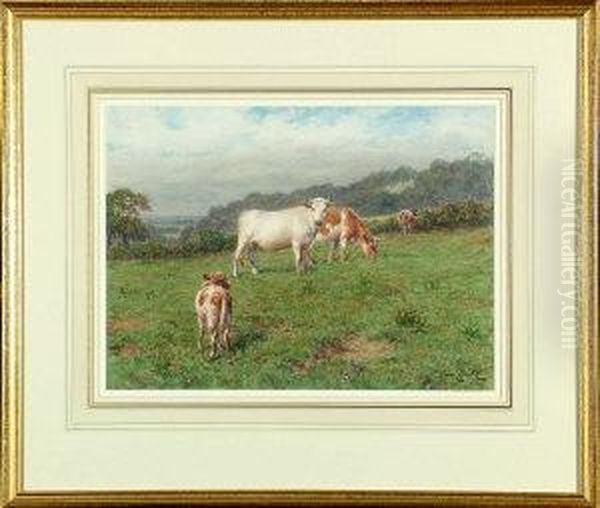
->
xmin=195 ymin=271 xmax=232 ymax=359
xmin=312 ymin=206 xmax=377 ymax=262
xmin=232 ymin=197 xmax=331 ymax=276
xmin=397 ymin=209 xmax=417 ymax=235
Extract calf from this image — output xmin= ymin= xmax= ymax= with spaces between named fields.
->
xmin=313 ymin=206 xmax=377 ymax=262
xmin=397 ymin=209 xmax=417 ymax=235
xmin=195 ymin=271 xmax=232 ymax=359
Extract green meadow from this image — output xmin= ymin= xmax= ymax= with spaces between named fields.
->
xmin=106 ymin=227 xmax=494 ymax=390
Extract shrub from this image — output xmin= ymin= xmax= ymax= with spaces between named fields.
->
xmin=107 ymin=229 xmax=236 ymax=261
xmin=107 ymin=201 xmax=492 ymax=261
xmin=177 ymin=229 xmax=236 ymax=256
xmin=417 ymin=200 xmax=492 ymax=230
xmin=366 ymin=200 xmax=492 ymax=235
xmin=366 ymin=216 xmax=399 ymax=235
xmin=107 ymin=240 xmax=169 ymax=261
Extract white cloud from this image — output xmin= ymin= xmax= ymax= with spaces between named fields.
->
xmin=105 ymin=105 xmax=496 ymax=216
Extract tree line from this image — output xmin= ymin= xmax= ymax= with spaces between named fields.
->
xmin=106 ymin=154 xmax=494 ymax=258
xmin=188 ymin=154 xmax=493 ymax=233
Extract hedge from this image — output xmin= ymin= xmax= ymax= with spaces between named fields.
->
xmin=107 ymin=229 xmax=236 ymax=261
xmin=367 ymin=200 xmax=492 ymax=235
xmin=108 ymin=201 xmax=492 ymax=260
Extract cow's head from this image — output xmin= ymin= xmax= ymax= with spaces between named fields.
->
xmin=306 ymin=197 xmax=331 ymax=225
xmin=203 ymin=271 xmax=231 ymax=290
xmin=361 ymin=235 xmax=378 ymax=257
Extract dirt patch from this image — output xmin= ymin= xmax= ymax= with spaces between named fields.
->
xmin=118 ymin=342 xmax=141 ymax=358
xmin=467 ymin=228 xmax=492 ymax=246
xmin=295 ymin=335 xmax=394 ymax=374
xmin=340 ymin=336 xmax=394 ymax=361
xmin=107 ymin=318 xmax=146 ymax=335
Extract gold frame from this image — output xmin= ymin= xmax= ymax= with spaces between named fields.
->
xmin=1 ymin=1 xmax=598 ymax=506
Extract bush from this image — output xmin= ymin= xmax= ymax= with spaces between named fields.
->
xmin=366 ymin=216 xmax=399 ymax=235
xmin=366 ymin=200 xmax=492 ymax=235
xmin=107 ymin=240 xmax=170 ymax=261
xmin=107 ymin=229 xmax=236 ymax=261
xmin=177 ymin=229 xmax=236 ymax=256
xmin=107 ymin=201 xmax=492 ymax=261
xmin=417 ymin=201 xmax=492 ymax=230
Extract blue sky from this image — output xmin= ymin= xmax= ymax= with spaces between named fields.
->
xmin=105 ymin=104 xmax=496 ymax=216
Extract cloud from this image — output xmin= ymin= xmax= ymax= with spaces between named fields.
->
xmin=105 ymin=104 xmax=496 ymax=216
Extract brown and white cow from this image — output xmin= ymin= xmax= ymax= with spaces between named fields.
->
xmin=312 ymin=206 xmax=377 ymax=262
xmin=195 ymin=271 xmax=232 ymax=359
xmin=396 ymin=209 xmax=417 ymax=235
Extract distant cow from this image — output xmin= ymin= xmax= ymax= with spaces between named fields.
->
xmin=312 ymin=206 xmax=377 ymax=262
xmin=397 ymin=209 xmax=417 ymax=235
xmin=195 ymin=271 xmax=232 ymax=359
xmin=232 ymin=197 xmax=331 ymax=276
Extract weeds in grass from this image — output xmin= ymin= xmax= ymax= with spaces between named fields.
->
xmin=394 ymin=305 xmax=429 ymax=333
xmin=233 ymin=326 xmax=267 ymax=353
xmin=460 ymin=320 xmax=484 ymax=341
xmin=299 ymin=278 xmax=315 ymax=295
xmin=342 ymin=362 xmax=367 ymax=383
xmin=153 ymin=356 xmax=172 ymax=380
xmin=424 ymin=279 xmax=441 ymax=291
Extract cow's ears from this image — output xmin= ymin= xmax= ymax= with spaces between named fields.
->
xmin=304 ymin=201 xmax=313 ymax=209
xmin=202 ymin=273 xmax=210 ymax=281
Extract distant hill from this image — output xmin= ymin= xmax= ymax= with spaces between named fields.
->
xmin=185 ymin=155 xmax=493 ymax=234
xmin=145 ymin=215 xmax=198 ymax=240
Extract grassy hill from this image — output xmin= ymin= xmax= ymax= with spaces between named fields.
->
xmin=107 ymin=227 xmax=493 ymax=390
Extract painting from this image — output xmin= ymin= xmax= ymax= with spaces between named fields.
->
xmin=104 ymin=100 xmax=498 ymax=391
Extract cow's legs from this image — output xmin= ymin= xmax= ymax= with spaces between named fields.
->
xmin=305 ymin=240 xmax=317 ymax=267
xmin=196 ymin=318 xmax=205 ymax=353
xmin=292 ymin=242 xmax=304 ymax=273
xmin=339 ymin=235 xmax=348 ymax=261
xmin=327 ymin=239 xmax=339 ymax=263
xmin=247 ymin=246 xmax=259 ymax=275
xmin=221 ymin=327 xmax=232 ymax=352
xmin=300 ymin=245 xmax=312 ymax=272
xmin=232 ymin=239 xmax=249 ymax=277
xmin=208 ymin=330 xmax=219 ymax=359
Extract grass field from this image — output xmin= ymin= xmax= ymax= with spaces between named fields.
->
xmin=107 ymin=227 xmax=494 ymax=390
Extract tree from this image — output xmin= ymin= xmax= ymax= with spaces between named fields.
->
xmin=106 ymin=188 xmax=152 ymax=246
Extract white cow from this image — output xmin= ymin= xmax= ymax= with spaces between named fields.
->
xmin=232 ymin=197 xmax=331 ymax=276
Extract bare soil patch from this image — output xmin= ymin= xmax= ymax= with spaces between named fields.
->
xmin=118 ymin=342 xmax=141 ymax=358
xmin=296 ymin=334 xmax=393 ymax=374
xmin=107 ymin=318 xmax=146 ymax=335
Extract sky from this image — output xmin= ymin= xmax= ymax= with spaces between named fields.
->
xmin=105 ymin=104 xmax=496 ymax=217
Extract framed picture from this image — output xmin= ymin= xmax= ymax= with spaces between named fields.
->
xmin=2 ymin=1 xmax=598 ymax=506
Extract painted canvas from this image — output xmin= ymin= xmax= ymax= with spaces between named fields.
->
xmin=104 ymin=101 xmax=498 ymax=391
